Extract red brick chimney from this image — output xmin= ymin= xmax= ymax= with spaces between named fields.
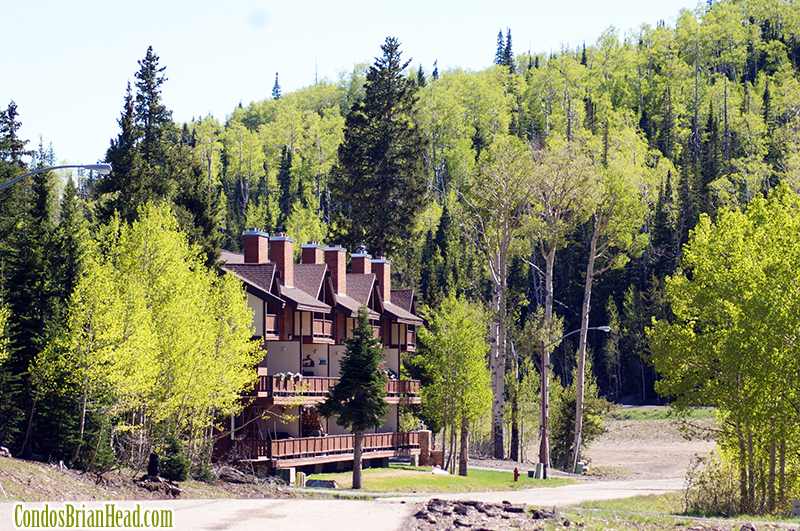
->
xmin=301 ymin=242 xmax=325 ymax=264
xmin=351 ymin=252 xmax=372 ymax=275
xmin=325 ymin=246 xmax=346 ymax=295
xmin=242 ymin=230 xmax=269 ymax=264
xmin=373 ymin=257 xmax=391 ymax=304
xmin=270 ymin=235 xmax=294 ymax=287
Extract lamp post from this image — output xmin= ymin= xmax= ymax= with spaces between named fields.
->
xmin=538 ymin=325 xmax=610 ymax=479
xmin=0 ymin=164 xmax=111 ymax=192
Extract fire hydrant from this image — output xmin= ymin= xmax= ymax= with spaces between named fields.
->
xmin=513 ymin=467 xmax=520 ymax=482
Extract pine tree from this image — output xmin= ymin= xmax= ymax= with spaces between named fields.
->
xmin=503 ymin=28 xmax=515 ymax=72
xmin=417 ymin=64 xmax=427 ymax=88
xmin=495 ymin=30 xmax=505 ymax=65
xmin=330 ymin=37 xmax=429 ymax=257
xmin=277 ymin=145 xmax=294 ymax=226
xmin=94 ymin=47 xmax=220 ymax=264
xmin=318 ymin=306 xmax=388 ymax=489
xmin=272 ymin=72 xmax=282 ymax=100
xmin=432 ymin=60 xmax=439 ymax=80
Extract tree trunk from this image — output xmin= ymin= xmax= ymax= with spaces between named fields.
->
xmin=458 ymin=415 xmax=469 ymax=477
xmin=510 ymin=354 xmax=520 ymax=462
xmin=490 ymin=249 xmax=507 ymax=460
xmin=573 ymin=216 xmax=599 ymax=473
xmin=352 ymin=430 xmax=363 ymax=489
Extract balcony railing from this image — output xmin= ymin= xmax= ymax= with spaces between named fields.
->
xmin=386 ymin=379 xmax=420 ymax=397
xmin=406 ymin=329 xmax=416 ymax=350
xmin=265 ymin=314 xmax=278 ymax=336
xmin=232 ymin=431 xmax=420 ymax=461
xmin=252 ymin=373 xmax=420 ymax=401
xmin=312 ymin=318 xmax=333 ymax=339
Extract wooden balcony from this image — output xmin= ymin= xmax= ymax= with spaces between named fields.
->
xmin=251 ymin=370 xmax=421 ymax=405
xmin=312 ymin=318 xmax=333 ymax=339
xmin=406 ymin=329 xmax=416 ymax=352
xmin=232 ymin=431 xmax=420 ymax=468
xmin=265 ymin=314 xmax=278 ymax=336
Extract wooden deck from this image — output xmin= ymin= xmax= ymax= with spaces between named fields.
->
xmin=251 ymin=371 xmax=421 ymax=405
xmin=232 ymin=432 xmax=421 ymax=468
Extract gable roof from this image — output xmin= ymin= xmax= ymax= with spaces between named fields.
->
xmin=346 ymin=273 xmax=376 ymax=305
xmin=293 ymin=264 xmax=327 ymax=299
xmin=277 ymin=285 xmax=331 ymax=313
xmin=220 ymin=250 xmax=244 ymax=264
xmin=390 ymin=289 xmax=414 ymax=313
xmin=222 ymin=263 xmax=283 ymax=306
xmin=384 ymin=301 xmax=423 ymax=325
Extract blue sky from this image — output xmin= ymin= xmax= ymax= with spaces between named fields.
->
xmin=2 ymin=1 xmax=700 ymax=166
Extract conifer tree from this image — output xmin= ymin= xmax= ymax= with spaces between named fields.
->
xmin=318 ymin=307 xmax=388 ymax=489
xmin=503 ymin=28 xmax=515 ymax=72
xmin=94 ymin=47 xmax=220 ymax=264
xmin=330 ymin=37 xmax=429 ymax=257
xmin=417 ymin=64 xmax=427 ymax=88
xmin=272 ymin=72 xmax=282 ymax=100
xmin=432 ymin=60 xmax=439 ymax=80
xmin=495 ymin=30 xmax=505 ymax=66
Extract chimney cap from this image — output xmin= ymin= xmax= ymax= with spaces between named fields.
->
xmin=372 ymin=257 xmax=391 ymax=264
xmin=301 ymin=242 xmax=325 ymax=249
xmin=271 ymin=235 xmax=294 ymax=242
xmin=325 ymin=246 xmax=347 ymax=252
xmin=242 ymin=229 xmax=269 ymax=237
xmin=351 ymin=252 xmax=372 ymax=259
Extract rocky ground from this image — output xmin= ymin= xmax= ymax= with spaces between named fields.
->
xmin=405 ymin=498 xmax=561 ymax=531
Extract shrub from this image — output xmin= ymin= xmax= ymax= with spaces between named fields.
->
xmin=160 ymin=435 xmax=191 ymax=482
xmin=683 ymin=452 xmax=740 ymax=516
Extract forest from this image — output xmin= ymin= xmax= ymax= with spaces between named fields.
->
xmin=1 ymin=0 xmax=800 ymax=502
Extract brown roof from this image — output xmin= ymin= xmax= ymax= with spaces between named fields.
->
xmin=222 ymin=263 xmax=284 ymax=306
xmin=278 ymin=285 xmax=331 ymax=313
xmin=390 ymin=289 xmax=414 ymax=313
xmin=384 ymin=301 xmax=423 ymax=325
xmin=334 ymin=293 xmax=380 ymax=320
xmin=223 ymin=263 xmax=276 ymax=295
xmin=219 ymin=250 xmax=244 ymax=264
xmin=293 ymin=264 xmax=327 ymax=299
xmin=346 ymin=273 xmax=376 ymax=305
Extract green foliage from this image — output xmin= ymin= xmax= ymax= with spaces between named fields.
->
xmin=32 ymin=203 xmax=261 ymax=470
xmin=318 ymin=306 xmax=389 ymax=432
xmin=330 ymin=36 xmax=429 ymax=257
xmin=649 ymin=182 xmax=800 ymax=513
xmin=416 ymin=295 xmax=491 ymax=471
xmin=160 ymin=434 xmax=191 ymax=482
xmin=549 ymin=358 xmax=613 ymax=470
xmin=94 ymin=46 xmax=220 ymax=264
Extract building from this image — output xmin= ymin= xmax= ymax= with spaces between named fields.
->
xmin=214 ymin=230 xmax=426 ymax=473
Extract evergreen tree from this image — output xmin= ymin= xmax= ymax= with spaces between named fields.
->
xmin=277 ymin=145 xmax=294 ymax=226
xmin=330 ymin=37 xmax=429 ymax=257
xmin=272 ymin=72 xmax=282 ymax=100
xmin=494 ymin=30 xmax=505 ymax=66
xmin=94 ymin=47 xmax=220 ymax=264
xmin=503 ymin=28 xmax=515 ymax=72
xmin=432 ymin=60 xmax=439 ymax=80
xmin=417 ymin=64 xmax=426 ymax=88
xmin=318 ymin=306 xmax=388 ymax=489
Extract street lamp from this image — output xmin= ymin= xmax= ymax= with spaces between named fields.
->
xmin=0 ymin=164 xmax=112 ymax=192
xmin=538 ymin=325 xmax=610 ymax=479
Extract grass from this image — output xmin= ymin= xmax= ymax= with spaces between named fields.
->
xmin=607 ymin=407 xmax=715 ymax=421
xmin=569 ymin=491 xmax=800 ymax=528
xmin=306 ymin=463 xmax=572 ymax=492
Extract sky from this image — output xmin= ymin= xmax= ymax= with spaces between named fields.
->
xmin=2 ymin=0 xmax=701 ymax=166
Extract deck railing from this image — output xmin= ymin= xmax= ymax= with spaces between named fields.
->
xmin=265 ymin=314 xmax=278 ymax=336
xmin=312 ymin=318 xmax=333 ymax=338
xmin=233 ymin=431 xmax=420 ymax=460
xmin=253 ymin=374 xmax=420 ymax=399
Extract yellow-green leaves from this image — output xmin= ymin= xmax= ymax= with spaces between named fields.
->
xmin=33 ymin=204 xmax=262 ymax=463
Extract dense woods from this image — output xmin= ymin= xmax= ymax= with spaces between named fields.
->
xmin=1 ymin=0 xmax=800 ymax=503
